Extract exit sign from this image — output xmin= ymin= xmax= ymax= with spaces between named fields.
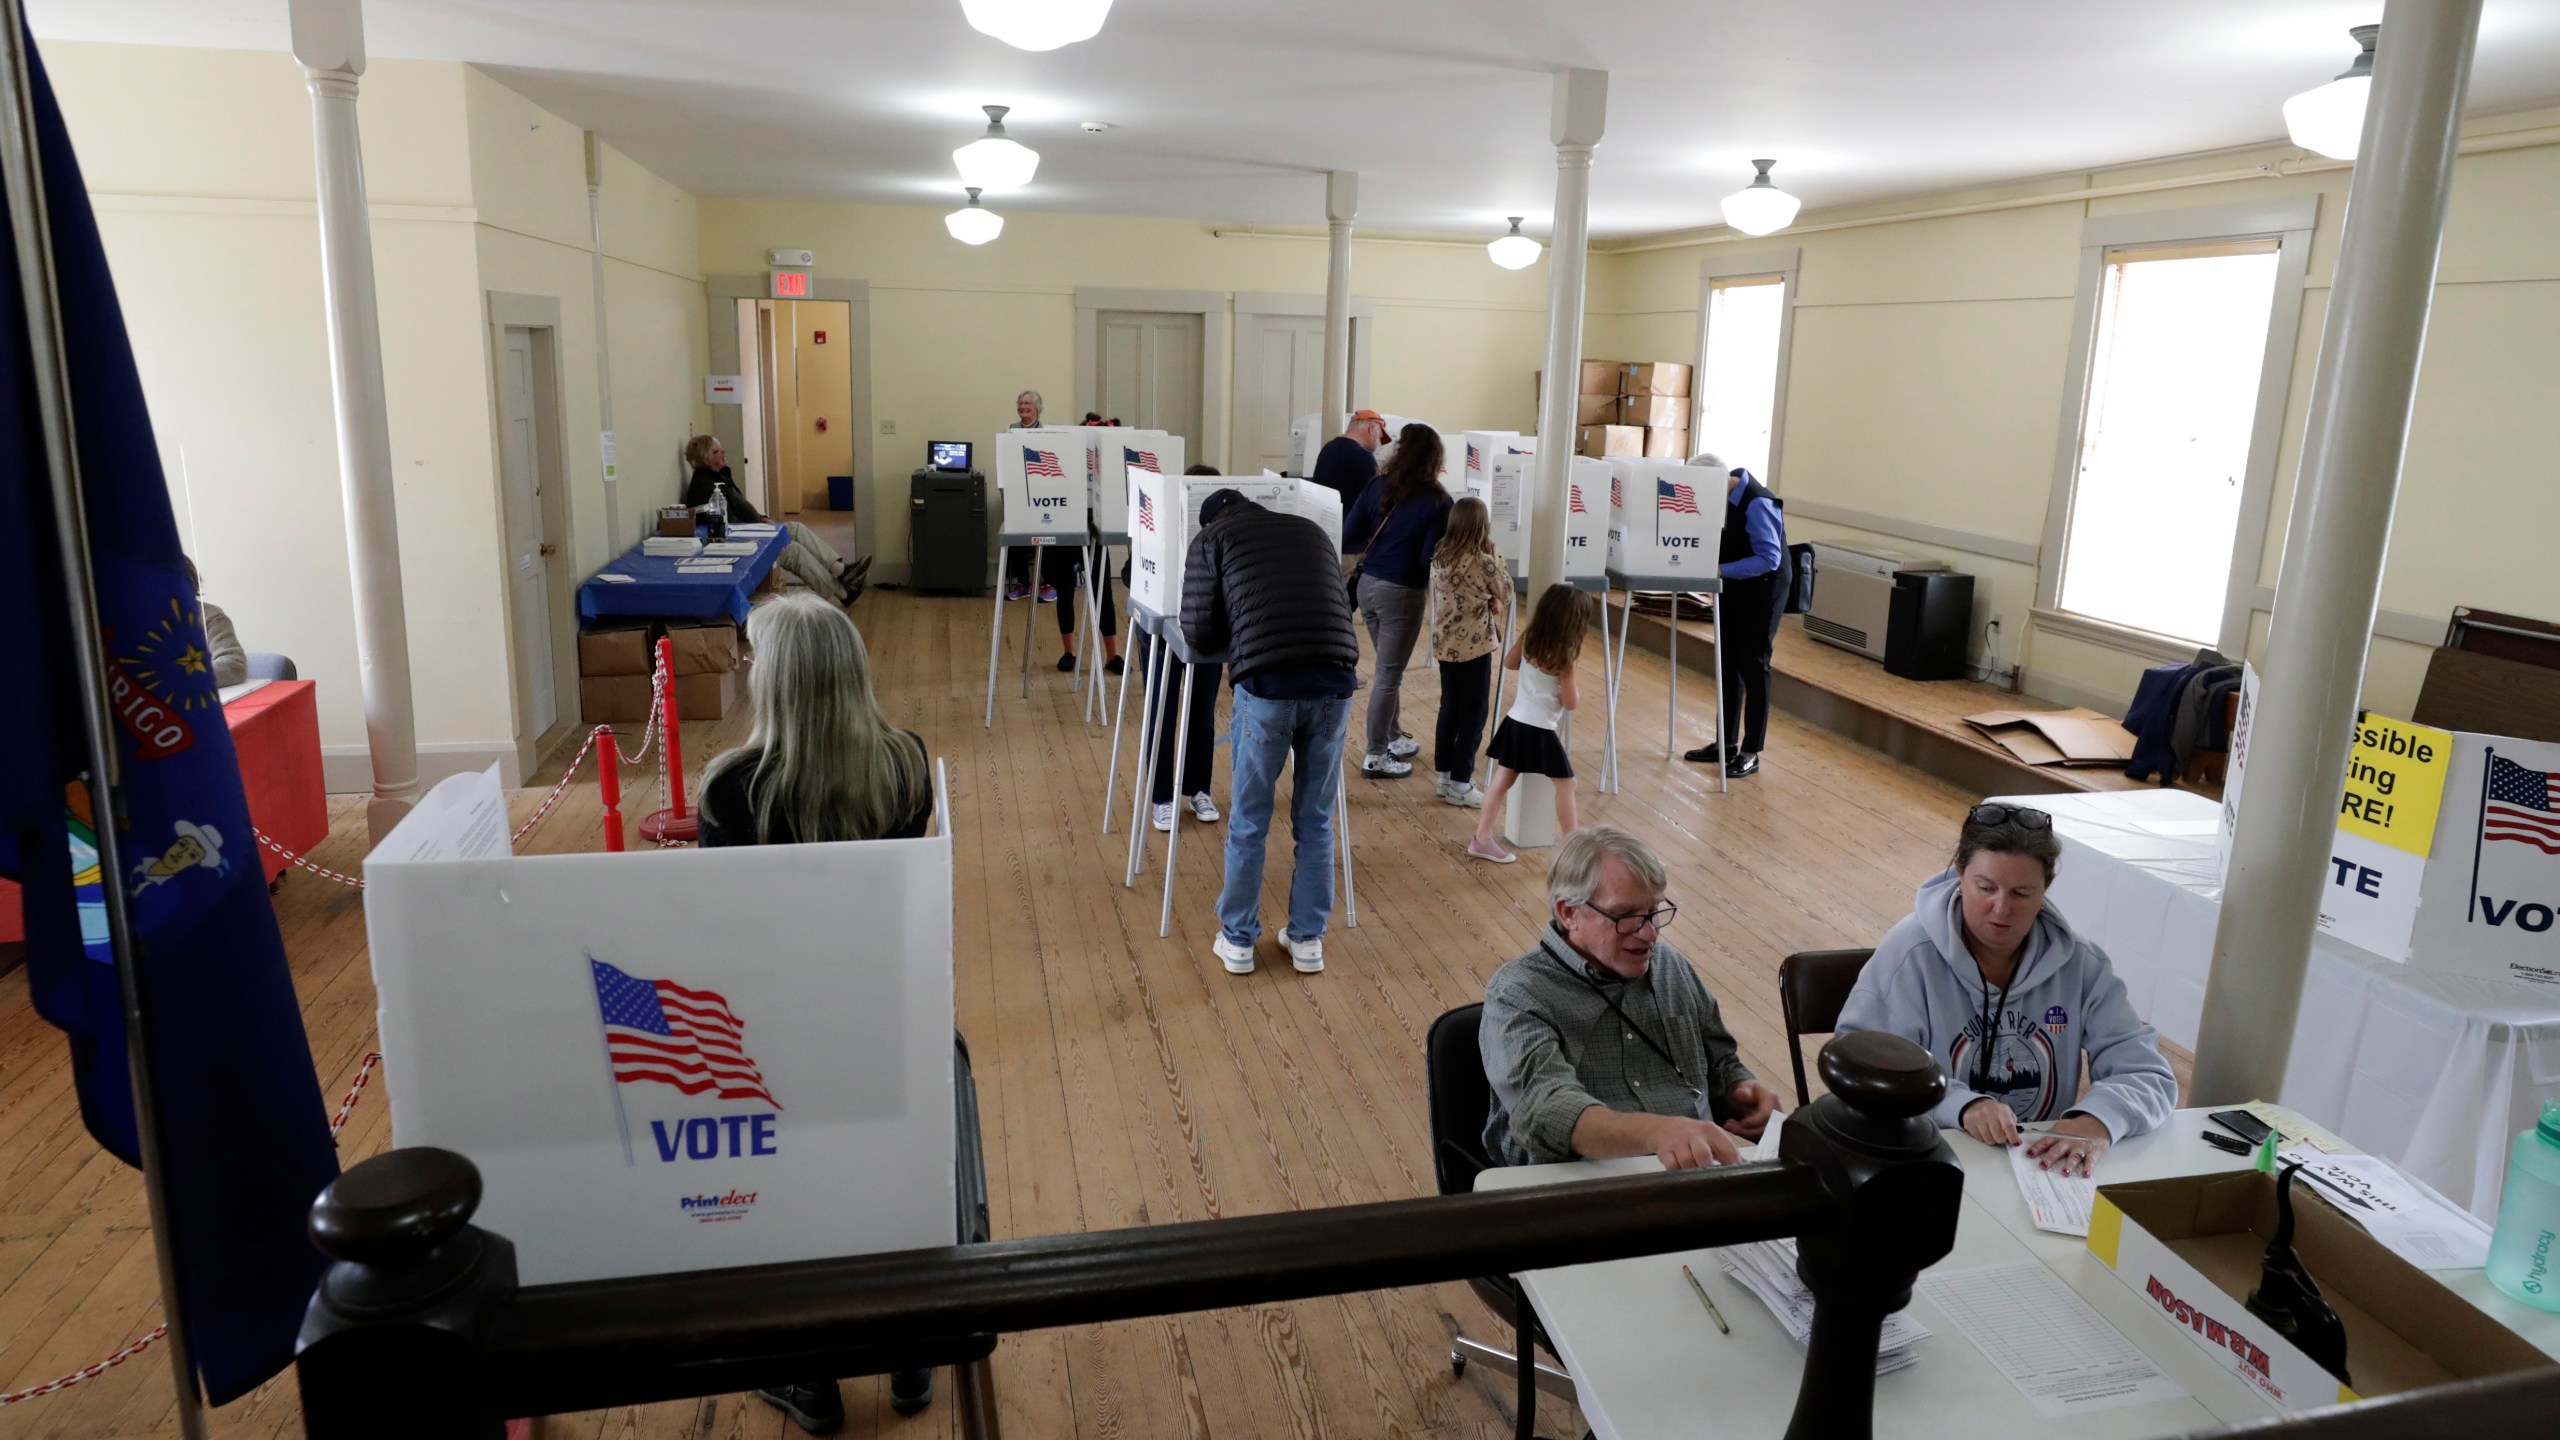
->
xmin=769 ymin=269 xmax=810 ymax=299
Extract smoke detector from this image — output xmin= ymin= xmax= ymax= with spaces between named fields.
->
xmin=1080 ymin=120 xmax=1112 ymax=134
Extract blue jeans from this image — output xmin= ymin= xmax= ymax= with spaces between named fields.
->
xmin=1217 ymin=685 xmax=1351 ymax=947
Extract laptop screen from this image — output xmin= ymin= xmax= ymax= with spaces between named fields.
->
xmin=929 ymin=440 xmax=972 ymax=472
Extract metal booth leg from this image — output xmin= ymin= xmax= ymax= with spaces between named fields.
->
xmin=1336 ymin=780 xmax=1357 ymax=928
xmin=982 ymin=544 xmax=1010 ymax=728
xmin=1158 ymin=661 xmax=1198 ymax=939
xmin=1020 ymin=543 xmax=1042 ymax=699
xmin=1102 ymin=603 xmax=1138 ymax=834
xmin=1596 ymin=588 xmax=1618 ymax=796
xmin=1667 ymin=596 xmax=1679 ymax=758
xmin=1125 ymin=637 xmax=1169 ymax=886
xmin=1489 ymin=604 xmax=1518 ymax=731
xmin=1713 ymin=598 xmax=1729 ymax=795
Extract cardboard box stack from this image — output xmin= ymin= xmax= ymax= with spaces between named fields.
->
xmin=579 ymin=620 xmax=747 ymax=724
xmin=1562 ymin=359 xmax=1692 ymax=461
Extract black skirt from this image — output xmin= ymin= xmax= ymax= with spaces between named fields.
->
xmin=1484 ymin=718 xmax=1572 ymax=779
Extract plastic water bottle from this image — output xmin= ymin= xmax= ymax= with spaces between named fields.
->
xmin=2486 ymin=1099 xmax=2560 ymax=1312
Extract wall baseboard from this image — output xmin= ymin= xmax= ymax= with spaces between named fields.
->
xmin=325 ymin=742 xmax=523 ymax=797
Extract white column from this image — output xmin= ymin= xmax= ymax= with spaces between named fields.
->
xmin=2191 ymin=0 xmax=2483 ymax=1103
xmin=293 ymin=0 xmax=419 ymax=837
xmin=585 ymin=131 xmax=621 ymax=547
xmin=1508 ymin=69 xmax=1605 ymax=849
xmin=1320 ymin=170 xmax=1357 ymax=439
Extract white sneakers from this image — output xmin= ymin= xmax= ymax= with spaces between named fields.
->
xmin=1153 ymin=802 xmax=1177 ymax=832
xmin=1363 ymin=753 xmax=1414 ymax=778
xmin=1436 ymin=775 xmax=1485 ymax=808
xmin=1156 ymin=794 xmax=1221 ymax=831
xmin=1212 ymin=931 xmax=1324 ymax=975
xmin=1386 ymin=735 xmax=1421 ymax=759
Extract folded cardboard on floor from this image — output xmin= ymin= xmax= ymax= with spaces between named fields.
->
xmin=1964 ymin=706 xmax=2135 ymax=767
xmin=2088 ymin=1170 xmax=2547 ymax=1413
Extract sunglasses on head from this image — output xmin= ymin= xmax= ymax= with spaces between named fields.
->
xmin=1967 ymin=803 xmax=2052 ymax=831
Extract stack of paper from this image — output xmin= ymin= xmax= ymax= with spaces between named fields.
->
xmin=728 ymin=522 xmax=778 ymax=535
xmin=2278 ymin=1148 xmax=2494 ymax=1269
xmin=2010 ymin=1143 xmax=2099 ymax=1237
xmin=642 ymin=536 xmax=701 ymax=557
xmin=1719 ymin=1238 xmax=1928 ymax=1374
xmin=701 ymin=540 xmax=758 ymax=556
xmin=676 ymin=559 xmax=735 ymax=574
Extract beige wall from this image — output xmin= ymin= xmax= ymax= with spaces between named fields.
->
xmin=694 ymin=201 xmax=1562 ymax=567
xmin=47 ymin=42 xmax=709 ymax=789
xmin=765 ymin=298 xmax=855 ymax=512
xmin=1590 ymin=112 xmax=2560 ymax=718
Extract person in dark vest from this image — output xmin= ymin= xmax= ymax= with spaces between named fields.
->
xmin=1682 ymin=453 xmax=1788 ymax=778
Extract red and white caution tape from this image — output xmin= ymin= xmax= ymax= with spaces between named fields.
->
xmin=0 ymin=1050 xmax=383 ymax=1407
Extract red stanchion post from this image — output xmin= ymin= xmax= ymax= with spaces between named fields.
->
xmin=597 ymin=726 xmax=625 ymax=852
xmin=640 ymin=637 xmax=699 ymax=843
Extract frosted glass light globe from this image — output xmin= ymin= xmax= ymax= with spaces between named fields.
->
xmin=1720 ymin=160 xmax=1800 ymax=237
xmin=1487 ymin=217 xmax=1541 ymax=270
xmin=946 ymin=190 xmax=1004 ymax=245
xmin=2285 ymin=24 xmax=2379 ymax=162
xmin=961 ymin=0 xmax=1113 ymax=52
xmin=954 ymin=106 xmax=1039 ymax=191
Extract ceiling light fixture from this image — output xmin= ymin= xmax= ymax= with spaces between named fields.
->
xmin=945 ymin=187 xmax=1004 ymax=245
xmin=1720 ymin=159 xmax=1801 ymax=237
xmin=1487 ymin=216 xmax=1542 ymax=270
xmin=953 ymin=105 xmax=1039 ymax=191
xmin=2284 ymin=23 xmax=2379 ymax=161
xmin=960 ymin=0 xmax=1113 ymax=52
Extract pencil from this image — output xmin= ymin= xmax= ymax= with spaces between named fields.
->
xmin=1680 ymin=1263 xmax=1730 ymax=1335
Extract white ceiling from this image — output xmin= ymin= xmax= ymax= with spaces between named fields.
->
xmin=31 ymin=1 xmax=2560 ymax=240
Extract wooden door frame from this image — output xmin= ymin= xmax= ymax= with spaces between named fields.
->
xmin=1230 ymin=292 xmax=1375 ymax=476
xmin=708 ymin=276 xmax=873 ymax=558
xmin=485 ymin=291 xmax=579 ymax=776
xmin=1074 ymin=288 xmax=1227 ymax=471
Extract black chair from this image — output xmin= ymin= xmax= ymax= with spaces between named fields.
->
xmin=1424 ymin=1004 xmax=1578 ymax=1416
xmin=1777 ymin=948 xmax=1875 ymax=1107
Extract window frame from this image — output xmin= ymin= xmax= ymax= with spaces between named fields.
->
xmin=2034 ymin=198 xmax=2317 ymax=661
xmin=1693 ymin=247 xmax=1801 ymax=487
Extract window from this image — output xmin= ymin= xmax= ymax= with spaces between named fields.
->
xmin=2053 ymin=242 xmax=2281 ymax=645
xmin=1695 ymin=274 xmax=1786 ymax=477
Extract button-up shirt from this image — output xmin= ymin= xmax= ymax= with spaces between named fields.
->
xmin=1480 ymin=924 xmax=1756 ymax=1166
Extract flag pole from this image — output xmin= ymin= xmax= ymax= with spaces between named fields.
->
xmin=586 ymin=957 xmax=635 ymax=1167
xmin=2469 ymin=747 xmax=2494 ymax=923
xmin=0 ymin=9 xmax=210 ymax=1435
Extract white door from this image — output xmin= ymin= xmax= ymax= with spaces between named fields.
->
xmin=1235 ymin=313 xmax=1324 ymax=475
xmin=1095 ymin=310 xmax=1204 ymax=452
xmin=497 ymin=326 xmax=557 ymax=739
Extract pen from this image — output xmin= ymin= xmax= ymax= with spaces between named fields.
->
xmin=1681 ymin=1263 xmax=1731 ymax=1335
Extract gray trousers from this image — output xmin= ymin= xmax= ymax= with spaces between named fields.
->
xmin=774 ymin=520 xmax=848 ymax=601
xmin=1357 ymin=572 xmax=1428 ymax=759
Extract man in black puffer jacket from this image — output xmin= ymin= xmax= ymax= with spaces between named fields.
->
xmin=1182 ymin=490 xmax=1360 ymax=979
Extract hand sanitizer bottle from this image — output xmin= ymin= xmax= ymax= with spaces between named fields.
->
xmin=2487 ymin=1099 xmax=2560 ymax=1312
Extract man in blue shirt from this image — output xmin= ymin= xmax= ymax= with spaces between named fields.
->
xmin=1309 ymin=410 xmax=1391 ymax=528
xmin=1683 ymin=453 xmax=1790 ymax=777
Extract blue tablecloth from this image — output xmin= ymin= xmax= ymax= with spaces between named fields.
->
xmin=578 ymin=526 xmax=791 ymax=627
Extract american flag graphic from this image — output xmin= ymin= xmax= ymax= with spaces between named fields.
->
xmin=1657 ymin=478 xmax=1702 ymax=515
xmin=590 ymin=957 xmax=782 ymax=1108
xmin=1125 ymin=447 xmax=1161 ymax=473
xmin=1570 ymin=483 xmax=1586 ymax=514
xmin=1137 ymin=490 xmax=1157 ymax=532
xmin=1025 ymin=448 xmax=1065 ymax=478
xmin=1610 ymin=473 xmax=1623 ymax=509
xmin=2485 ymin=754 xmax=2560 ymax=855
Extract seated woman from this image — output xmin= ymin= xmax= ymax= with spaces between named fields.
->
xmin=1837 ymin=803 xmax=2175 ymax=1177
xmin=696 ymin=594 xmax=931 ymax=1429
xmin=682 ymin=435 xmax=870 ymax=606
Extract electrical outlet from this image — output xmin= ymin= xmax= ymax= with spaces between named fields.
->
xmin=880 ymin=419 xmax=896 ymax=435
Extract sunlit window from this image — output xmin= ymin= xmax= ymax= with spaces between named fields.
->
xmin=1695 ymin=274 xmax=1785 ymax=477
xmin=2057 ymin=242 xmax=2281 ymax=645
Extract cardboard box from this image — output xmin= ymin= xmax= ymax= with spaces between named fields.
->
xmin=2089 ymin=1170 xmax=2548 ymax=1413
xmin=1605 ymin=458 xmax=1716 ymax=577
xmin=1963 ymin=707 xmax=2136 ymax=767
xmin=1643 ymin=426 xmax=1692 ymax=460
xmin=1536 ymin=361 xmax=1626 ymax=402
xmin=577 ymin=627 xmax=654 ymax=678
xmin=655 ymin=507 xmax=695 ymax=538
xmin=992 ymin=426 xmax=1093 ymax=538
xmin=661 ymin=622 xmax=741 ymax=676
xmin=580 ymin=668 xmax=742 ymax=725
xmin=675 ymin=670 xmax=741 ymax=721
xmin=1617 ymin=394 xmax=1690 ymax=429
xmin=1576 ymin=424 xmax=1643 ymax=458
xmin=1622 ymin=361 xmax=1693 ymax=397
xmin=1575 ymin=393 xmax=1619 ymax=425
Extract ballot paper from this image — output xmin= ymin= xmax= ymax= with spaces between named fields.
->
xmin=1919 ymin=1262 xmax=2186 ymax=1418
xmin=728 ymin=523 xmax=778 ymax=534
xmin=700 ymin=540 xmax=758 ymax=556
xmin=2010 ymin=1141 xmax=2098 ymax=1236
xmin=366 ymin=765 xmax=511 ymax=864
xmin=1719 ymin=1238 xmax=1929 ymax=1375
xmin=2277 ymin=1148 xmax=2494 ymax=1269
xmin=675 ymin=560 xmax=735 ymax=574
xmin=593 ymin=572 xmax=637 ymax=584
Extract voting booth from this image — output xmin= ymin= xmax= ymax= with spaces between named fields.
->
xmin=1558 ymin=456 xmax=1611 ymax=580
xmin=363 ymin=767 xmax=956 ymax=1286
xmin=1128 ymin=465 xmax=1343 ymax=617
xmin=1604 ymin=457 xmax=1718 ymax=578
xmin=994 ymin=426 xmax=1094 ymax=539
xmin=1088 ymin=430 xmax=1172 ymax=542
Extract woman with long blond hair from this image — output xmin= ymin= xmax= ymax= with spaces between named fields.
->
xmin=697 ymin=593 xmax=932 ymax=846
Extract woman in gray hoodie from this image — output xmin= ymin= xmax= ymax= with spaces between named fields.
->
xmin=1837 ymin=803 xmax=2176 ymax=1176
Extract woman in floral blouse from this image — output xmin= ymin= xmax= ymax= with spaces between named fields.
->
xmin=1428 ymin=495 xmax=1508 ymax=808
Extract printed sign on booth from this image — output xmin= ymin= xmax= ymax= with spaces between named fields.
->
xmin=2412 ymin=734 xmax=2560 ymax=988
xmin=995 ymin=427 xmax=1093 ymax=538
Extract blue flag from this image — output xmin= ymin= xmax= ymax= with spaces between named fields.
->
xmin=0 ymin=34 xmax=338 ymax=1405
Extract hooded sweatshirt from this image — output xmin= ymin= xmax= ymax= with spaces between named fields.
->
xmin=1836 ymin=869 xmax=2176 ymax=1141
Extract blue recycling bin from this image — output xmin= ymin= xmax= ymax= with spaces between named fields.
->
xmin=827 ymin=474 xmax=854 ymax=511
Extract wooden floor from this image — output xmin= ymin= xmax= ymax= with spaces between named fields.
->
xmin=1 ymin=567 xmax=2014 ymax=1440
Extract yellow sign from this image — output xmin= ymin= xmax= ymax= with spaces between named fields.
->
xmin=2338 ymin=713 xmax=2452 ymax=856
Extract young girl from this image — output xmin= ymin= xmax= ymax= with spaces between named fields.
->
xmin=1468 ymin=583 xmax=1590 ymax=864
xmin=1428 ymin=496 xmax=1506 ymax=809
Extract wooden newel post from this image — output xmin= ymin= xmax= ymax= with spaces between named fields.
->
xmin=1778 ymin=1032 xmax=1964 ymax=1440
xmin=639 ymin=637 xmax=698 ymax=843
xmin=296 ymin=1147 xmax=516 ymax=1440
xmin=596 ymin=726 xmax=624 ymax=852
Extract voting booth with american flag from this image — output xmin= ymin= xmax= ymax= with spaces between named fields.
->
xmin=1605 ymin=456 xmax=1717 ymax=576
xmin=995 ymin=426 xmax=1093 ymax=539
xmin=362 ymin=766 xmax=956 ymax=1285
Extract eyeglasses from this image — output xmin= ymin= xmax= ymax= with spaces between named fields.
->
xmin=1967 ymin=803 xmax=2052 ymax=831
xmin=1580 ymin=899 xmax=1678 ymax=936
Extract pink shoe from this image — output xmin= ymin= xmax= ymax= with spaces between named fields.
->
xmin=1466 ymin=839 xmax=1518 ymax=865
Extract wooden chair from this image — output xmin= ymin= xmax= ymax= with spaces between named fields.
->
xmin=1778 ymin=948 xmax=1876 ymax=1107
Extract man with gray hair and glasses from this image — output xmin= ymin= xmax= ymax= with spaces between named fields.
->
xmin=1481 ymin=826 xmax=1781 ymax=1170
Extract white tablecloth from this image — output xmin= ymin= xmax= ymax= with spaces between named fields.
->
xmin=1991 ymin=789 xmax=2560 ymax=1220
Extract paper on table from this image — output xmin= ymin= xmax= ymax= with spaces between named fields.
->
xmin=2277 ymin=1148 xmax=2493 ymax=1269
xmin=1919 ymin=1262 xmax=2186 ymax=1418
xmin=1720 ymin=1238 xmax=1928 ymax=1375
xmin=676 ymin=560 xmax=736 ymax=573
xmin=2009 ymin=1142 xmax=2097 ymax=1236
xmin=593 ymin=572 xmax=637 ymax=584
xmin=366 ymin=766 xmax=511 ymax=865
xmin=2243 ymin=1101 xmax=2343 ymax=1153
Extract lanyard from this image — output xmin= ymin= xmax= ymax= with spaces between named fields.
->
xmin=1549 ymin=943 xmax=1700 ymax=1099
